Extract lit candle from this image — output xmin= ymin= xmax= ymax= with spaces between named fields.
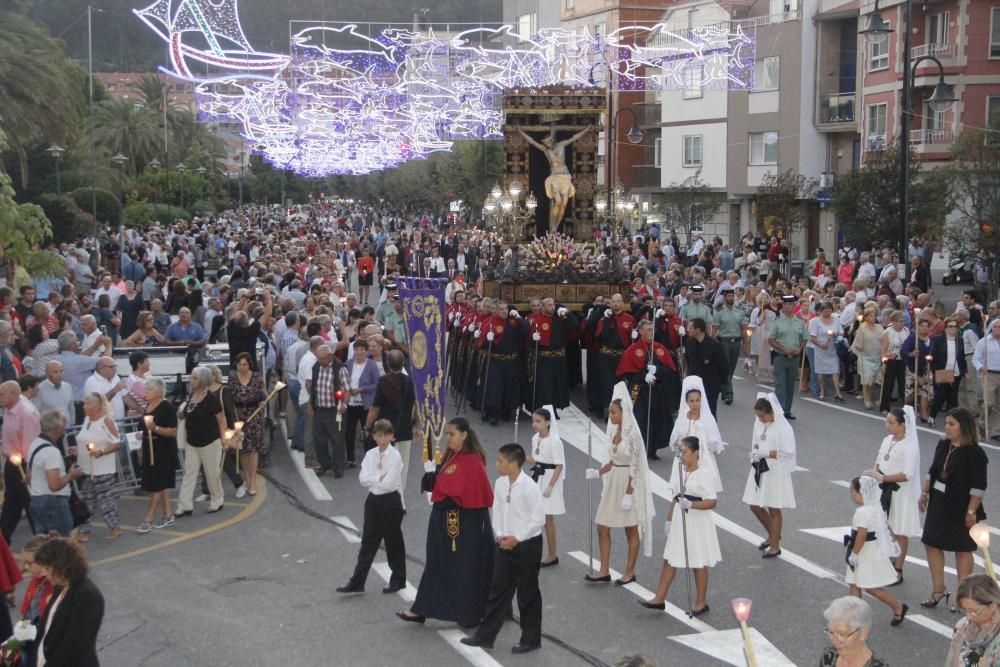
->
xmin=730 ymin=597 xmax=758 ymax=667
xmin=970 ymin=523 xmax=996 ymax=582
xmin=335 ymin=389 xmax=346 ymax=426
xmin=234 ymin=421 xmax=245 ymax=432
xmin=9 ymin=454 xmax=25 ymax=481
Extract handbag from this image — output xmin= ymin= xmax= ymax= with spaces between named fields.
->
xmin=28 ymin=443 xmax=92 ymax=528
xmin=934 ymin=369 xmax=955 ymax=384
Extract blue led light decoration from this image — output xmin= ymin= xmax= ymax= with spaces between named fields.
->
xmin=134 ymin=2 xmax=755 ymax=175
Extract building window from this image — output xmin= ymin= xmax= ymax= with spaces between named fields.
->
xmin=516 ymin=12 xmax=536 ymax=41
xmin=749 ymin=131 xmax=778 ymax=165
xmin=654 ymin=137 xmax=662 ymax=168
xmin=868 ymin=23 xmax=890 ymax=70
xmin=987 ymin=96 xmax=1000 ymax=126
xmin=683 ymin=135 xmax=703 ymax=167
xmin=991 ymin=8 xmax=1000 ymax=58
xmin=752 ymin=57 xmax=780 ymax=91
xmin=927 ymin=12 xmax=949 ymax=45
xmin=593 ymin=21 xmax=605 ymax=37
xmin=682 ymin=63 xmax=703 ymax=99
xmin=565 ymin=0 xmax=574 ymax=9
xmin=867 ymin=103 xmax=887 ymax=148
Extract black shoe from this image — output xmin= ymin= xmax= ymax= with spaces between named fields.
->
xmin=206 ymin=505 xmax=224 ymax=514
xmin=539 ymin=557 xmax=559 ymax=568
xmin=639 ymin=600 xmax=665 ymax=610
xmin=691 ymin=604 xmax=710 ymax=616
xmin=511 ymin=643 xmax=541 ymax=654
xmin=315 ymin=467 xmax=328 ymax=477
xmin=336 ymin=584 xmax=364 ymax=594
xmin=490 ymin=418 xmax=498 ymax=426
xmin=396 ymin=611 xmax=425 ymax=624
xmin=784 ymin=413 xmax=796 ymax=420
xmin=347 ymin=461 xmax=356 ymax=468
xmin=459 ymin=636 xmax=493 ymax=650
xmin=584 ymin=573 xmax=611 ymax=583
xmin=334 ymin=471 xmax=344 ymax=479
xmin=757 ymin=541 xmax=770 ymax=551
xmin=173 ymin=510 xmax=193 ymax=518
xmin=383 ymin=583 xmax=405 ymax=594
xmin=891 ymin=603 xmax=909 ymax=627
xmin=614 ymin=576 xmax=636 ymax=586
xmin=647 ymin=452 xmax=660 ymax=461
xmin=724 ymin=399 xmax=733 ymax=405
xmin=762 ymin=549 xmax=782 ymax=559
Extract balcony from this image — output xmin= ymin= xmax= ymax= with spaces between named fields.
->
xmin=817 ymin=93 xmax=856 ymax=128
xmin=909 ymin=128 xmax=955 ymax=154
xmin=911 ymin=43 xmax=957 ymax=63
xmin=632 ymin=164 xmax=661 ymax=189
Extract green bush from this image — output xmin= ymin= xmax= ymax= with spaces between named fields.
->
xmin=150 ymin=203 xmax=190 ymax=222
xmin=123 ymin=195 xmax=155 ymax=229
xmin=68 ymin=187 xmax=119 ymax=225
xmin=36 ymin=193 xmax=95 ymax=244
xmin=189 ymin=199 xmax=216 ymax=215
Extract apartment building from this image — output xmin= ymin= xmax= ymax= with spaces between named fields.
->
xmin=503 ymin=0 xmax=561 ymax=36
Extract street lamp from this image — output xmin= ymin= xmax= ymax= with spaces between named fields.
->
xmin=46 ymin=145 xmax=65 ymax=195
xmin=111 ymin=153 xmax=128 ymax=273
xmin=606 ymin=106 xmax=643 ymax=243
xmin=861 ymin=0 xmax=956 ymax=280
xmin=149 ymin=158 xmax=161 ymax=208
xmin=176 ymin=163 xmax=186 ymax=209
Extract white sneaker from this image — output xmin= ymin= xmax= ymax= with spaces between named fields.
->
xmin=235 ymin=484 xmax=248 ymax=499
xmin=194 ymin=493 xmax=210 ymax=502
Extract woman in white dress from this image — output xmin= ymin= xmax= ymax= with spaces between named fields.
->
xmin=742 ymin=393 xmax=796 ymax=558
xmin=864 ymin=406 xmax=921 ymax=584
xmin=808 ymin=301 xmax=844 ymax=402
xmin=640 ymin=436 xmax=720 ymax=615
xmin=528 ymin=406 xmax=565 ymax=567
xmin=668 ymin=376 xmax=724 ymax=494
xmin=585 ymin=382 xmax=655 ymax=585
xmin=845 ymin=476 xmax=908 ymax=626
xmin=749 ymin=293 xmax=776 ymax=384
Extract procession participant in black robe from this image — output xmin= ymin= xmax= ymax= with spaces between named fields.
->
xmin=591 ymin=293 xmax=637 ymax=417
xmin=684 ymin=317 xmax=730 ymax=417
xmin=481 ymin=301 xmax=529 ymax=426
xmin=582 ymin=296 xmax=607 ymax=414
xmin=529 ymin=297 xmax=579 ymax=413
xmin=465 ymin=298 xmax=493 ymax=411
xmin=654 ymin=298 xmax=684 ymax=414
xmin=446 ymin=290 xmax=471 ymax=390
xmin=617 ymin=319 xmax=677 ymax=459
xmin=398 ymin=417 xmax=495 ymax=626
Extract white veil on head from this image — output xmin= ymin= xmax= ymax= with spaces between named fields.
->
xmin=531 ymin=404 xmax=565 ymax=475
xmin=901 ymin=406 xmax=921 ymax=501
xmin=858 ymin=475 xmax=902 ymax=559
xmin=756 ymin=392 xmax=796 ymax=470
xmin=609 ymin=382 xmax=656 ymax=557
xmin=669 ymin=375 xmax=726 ymax=454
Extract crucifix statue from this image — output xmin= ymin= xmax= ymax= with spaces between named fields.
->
xmin=516 ymin=124 xmax=592 ymax=231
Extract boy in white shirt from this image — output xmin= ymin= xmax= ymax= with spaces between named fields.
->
xmin=336 ymin=419 xmax=406 ymax=594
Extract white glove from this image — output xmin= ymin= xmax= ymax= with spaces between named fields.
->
xmin=867 ymin=468 xmax=884 ymax=483
xmin=848 ymin=553 xmax=858 ymax=567
xmin=647 ymin=364 xmax=656 ymax=374
xmin=448 ymin=312 xmax=455 ymax=322
xmin=474 ymin=330 xmax=481 ymax=339
xmin=557 ymin=307 xmax=568 ymax=317
xmin=620 ymin=494 xmax=633 ymax=511
xmin=750 ymin=448 xmax=762 ymax=463
xmin=542 ymin=486 xmax=553 ymax=498
xmin=604 ymin=309 xmax=613 ymax=318
xmin=509 ymin=309 xmax=519 ymax=318
xmin=655 ymin=308 xmax=665 ymax=318
xmin=664 ymin=520 xmax=672 ymax=537
xmin=585 ymin=468 xmax=600 ymax=480
xmin=678 ymin=326 xmax=686 ymax=337
xmin=631 ymin=329 xmax=639 ymax=340
xmin=423 ymin=460 xmax=436 ymax=473
xmin=677 ymin=496 xmax=693 ymax=511
xmin=645 ymin=373 xmax=656 ymax=384
xmin=426 ymin=492 xmax=434 ymax=506
xmin=532 ymin=332 xmax=541 ymax=342
xmin=486 ymin=331 xmax=495 ymax=342
xmin=467 ymin=323 xmax=474 ymax=332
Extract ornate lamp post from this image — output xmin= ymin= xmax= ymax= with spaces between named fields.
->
xmin=46 ymin=145 xmax=65 ymax=195
xmin=176 ymin=163 xmax=186 ymax=209
xmin=149 ymin=158 xmax=161 ymax=208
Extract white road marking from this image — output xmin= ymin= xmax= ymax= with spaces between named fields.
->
xmin=670 ymin=628 xmax=796 ymax=667
xmin=438 ymin=629 xmax=505 ymax=667
xmin=331 ymin=515 xmax=362 ymax=544
xmin=566 ymin=551 xmax=714 ymax=632
xmin=372 ymin=562 xmax=417 ymax=603
xmin=286 ymin=445 xmax=333 ymax=501
xmin=800 ymin=525 xmax=990 ymax=572
xmin=831 ymin=480 xmax=852 ymax=488
xmin=906 ymin=613 xmax=955 ymax=639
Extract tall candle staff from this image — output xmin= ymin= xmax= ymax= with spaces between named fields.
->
xmin=731 ymin=598 xmax=759 ymax=667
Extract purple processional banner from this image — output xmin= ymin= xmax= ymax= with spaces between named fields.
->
xmin=397 ymin=277 xmax=447 ymax=462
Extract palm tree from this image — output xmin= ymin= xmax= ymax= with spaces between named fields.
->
xmin=0 ymin=5 xmax=85 ymax=188
xmin=91 ymin=99 xmax=160 ymax=175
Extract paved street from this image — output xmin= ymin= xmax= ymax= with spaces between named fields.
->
xmin=21 ymin=277 xmax=983 ymax=667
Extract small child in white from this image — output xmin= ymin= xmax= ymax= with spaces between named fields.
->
xmin=337 ymin=419 xmax=406 ymax=594
xmin=844 ymin=475 xmax=908 ymax=626
xmin=527 ymin=406 xmax=565 ymax=567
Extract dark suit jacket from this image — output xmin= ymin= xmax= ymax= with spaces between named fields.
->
xmin=37 ymin=577 xmax=104 ymax=667
xmin=929 ymin=333 xmax=967 ymax=376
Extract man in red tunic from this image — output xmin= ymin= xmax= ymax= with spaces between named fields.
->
xmin=616 ymin=319 xmax=677 ymax=459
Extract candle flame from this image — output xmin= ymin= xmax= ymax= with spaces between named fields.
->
xmin=971 ymin=522 xmax=991 ymax=548
xmin=9 ymin=455 xmax=21 ymax=466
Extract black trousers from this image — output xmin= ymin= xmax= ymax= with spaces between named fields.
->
xmin=343 ymin=405 xmax=368 ymax=463
xmin=1 ymin=459 xmax=34 ymax=543
xmin=475 ymin=535 xmax=543 ymax=646
xmin=880 ymin=359 xmax=907 ymax=412
xmin=930 ymin=377 xmax=961 ymax=419
xmin=348 ymin=491 xmax=406 ymax=588
xmin=312 ymin=406 xmax=347 ymax=473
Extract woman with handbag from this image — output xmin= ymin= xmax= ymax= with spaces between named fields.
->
xmin=74 ymin=393 xmax=122 ymax=541
xmin=929 ymin=316 xmax=966 ymax=426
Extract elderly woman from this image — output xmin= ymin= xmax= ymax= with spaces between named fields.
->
xmin=201 ymin=364 xmax=246 ymax=499
xmin=879 ymin=311 xmax=909 ymax=415
xmin=820 ymin=596 xmax=889 ymax=666
xmin=75 ymin=392 xmax=122 ymax=541
xmin=920 ymin=407 xmax=988 ymax=609
xmin=34 ymin=539 xmax=104 ymax=667
xmin=809 ymin=301 xmax=844 ymax=402
xmin=948 ymin=575 xmax=1000 ymax=666
xmin=175 ymin=366 xmax=230 ymax=516
xmin=121 ymin=311 xmax=166 ymax=347
xmin=851 ymin=304 xmax=884 ymax=410
xmin=136 ymin=378 xmax=178 ymax=534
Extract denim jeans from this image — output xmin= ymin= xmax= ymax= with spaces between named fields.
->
xmin=805 ymin=347 xmax=819 ymax=394
xmin=29 ymin=495 xmax=73 ymax=537
xmin=288 ymin=380 xmax=305 ymax=450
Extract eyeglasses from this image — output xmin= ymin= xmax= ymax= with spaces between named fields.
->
xmin=946 ymin=325 xmax=958 ymax=329
xmin=961 ymin=603 xmax=993 ymax=617
xmin=823 ymin=627 xmax=861 ymax=642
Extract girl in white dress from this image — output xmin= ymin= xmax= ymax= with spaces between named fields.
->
xmin=742 ymin=392 xmax=796 ymax=558
xmin=640 ymin=436 xmax=720 ymax=615
xmin=528 ymin=406 xmax=565 ymax=567
xmin=845 ymin=476 xmax=908 ymax=626
xmin=865 ymin=406 xmax=921 ymax=584
xmin=668 ymin=376 xmax=724 ymax=494
xmin=585 ymin=382 xmax=655 ymax=585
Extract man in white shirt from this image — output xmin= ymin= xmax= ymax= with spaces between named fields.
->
xmin=28 ymin=409 xmax=83 ymax=537
xmin=973 ymin=319 xmax=1000 ymax=440
xmin=83 ymin=356 xmax=127 ymax=421
xmin=461 ymin=444 xmax=545 ymax=654
xmin=298 ymin=336 xmax=325 ymax=468
xmin=80 ymin=314 xmax=110 ymax=357
xmin=856 ymin=253 xmax=877 ymax=283
xmin=94 ymin=274 xmax=122 ymax=307
xmin=335 ymin=419 xmax=406 ymax=594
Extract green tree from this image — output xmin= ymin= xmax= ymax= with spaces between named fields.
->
xmin=657 ymin=170 xmax=725 ymax=248
xmin=832 ymin=141 xmax=950 ymax=249
xmin=123 ymin=193 xmax=156 ymax=229
xmin=754 ymin=169 xmax=819 ymax=247
xmin=0 ymin=4 xmax=85 ymax=189
xmin=36 ymin=193 xmax=95 ymax=245
xmin=92 ymin=99 xmax=161 ymax=175
xmin=69 ymin=187 xmax=119 ymax=225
